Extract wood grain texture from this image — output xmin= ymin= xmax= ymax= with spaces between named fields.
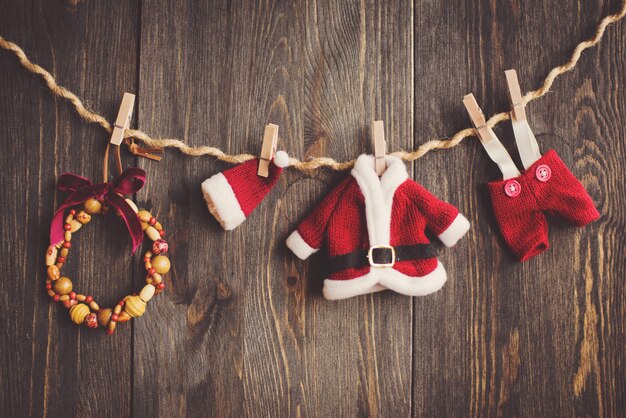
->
xmin=0 ymin=0 xmax=624 ymax=417
xmin=0 ymin=1 xmax=139 ymax=417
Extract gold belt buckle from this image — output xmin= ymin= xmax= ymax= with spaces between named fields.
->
xmin=367 ymin=244 xmax=396 ymax=268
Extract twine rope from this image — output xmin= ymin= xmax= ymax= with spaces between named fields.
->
xmin=1 ymin=1 xmax=625 ymax=171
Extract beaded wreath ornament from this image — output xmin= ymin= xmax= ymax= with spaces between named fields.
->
xmin=45 ymin=140 xmax=170 ymax=335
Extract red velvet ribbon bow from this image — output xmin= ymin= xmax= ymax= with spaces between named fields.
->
xmin=50 ymin=168 xmax=147 ymax=253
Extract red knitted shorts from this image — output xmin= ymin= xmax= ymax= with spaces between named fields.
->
xmin=488 ymin=149 xmax=599 ymax=261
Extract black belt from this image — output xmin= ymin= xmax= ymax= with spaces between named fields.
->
xmin=326 ymin=244 xmax=436 ymax=274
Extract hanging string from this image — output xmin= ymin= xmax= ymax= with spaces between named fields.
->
xmin=0 ymin=0 xmax=625 ymax=171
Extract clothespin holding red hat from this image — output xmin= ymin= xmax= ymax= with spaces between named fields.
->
xmin=372 ymin=120 xmax=386 ymax=176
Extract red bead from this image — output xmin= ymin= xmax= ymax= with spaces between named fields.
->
xmin=62 ymin=241 xmax=71 ymax=248
xmin=69 ymin=292 xmax=76 ymax=299
xmin=149 ymin=217 xmax=157 ymax=226
xmin=85 ymin=295 xmax=93 ymax=303
xmin=148 ymin=268 xmax=156 ymax=276
xmin=111 ymin=313 xmax=119 ymax=322
xmin=70 ymin=209 xmax=76 ymax=215
xmin=64 ymin=223 xmax=72 ymax=231
xmin=119 ymin=300 xmax=125 ymax=307
xmin=57 ymin=257 xmax=66 ymax=263
xmin=159 ymin=230 xmax=165 ymax=237
xmin=53 ymin=294 xmax=60 ymax=302
xmin=45 ymin=283 xmax=52 ymax=290
xmin=106 ymin=329 xmax=114 ymax=335
xmin=143 ymin=256 xmax=151 ymax=263
xmin=157 ymin=283 xmax=165 ymax=290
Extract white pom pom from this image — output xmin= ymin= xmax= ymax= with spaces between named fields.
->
xmin=273 ymin=150 xmax=290 ymax=168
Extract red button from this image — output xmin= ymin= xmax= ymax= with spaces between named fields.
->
xmin=504 ymin=180 xmax=521 ymax=197
xmin=535 ymin=164 xmax=551 ymax=182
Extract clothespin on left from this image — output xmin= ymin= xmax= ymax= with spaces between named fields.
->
xmin=372 ymin=120 xmax=386 ymax=176
xmin=111 ymin=93 xmax=135 ymax=147
xmin=258 ymin=123 xmax=279 ymax=177
xmin=104 ymin=93 xmax=136 ymax=180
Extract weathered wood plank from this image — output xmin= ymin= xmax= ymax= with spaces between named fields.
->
xmin=136 ymin=0 xmax=413 ymax=416
xmin=412 ymin=0 xmax=626 ymax=417
xmin=0 ymin=0 xmax=139 ymax=417
xmin=0 ymin=0 xmax=625 ymax=416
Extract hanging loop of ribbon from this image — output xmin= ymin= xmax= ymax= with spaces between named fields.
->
xmin=50 ymin=168 xmax=147 ymax=253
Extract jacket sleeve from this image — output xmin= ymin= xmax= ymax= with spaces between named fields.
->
xmin=405 ymin=180 xmax=470 ymax=247
xmin=286 ymin=178 xmax=352 ymax=260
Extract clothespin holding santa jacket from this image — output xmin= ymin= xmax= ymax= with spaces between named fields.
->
xmin=462 ymin=94 xmax=520 ymax=180
xmin=372 ymin=120 xmax=386 ymax=176
xmin=505 ymin=69 xmax=542 ymax=169
xmin=258 ymin=123 xmax=279 ymax=177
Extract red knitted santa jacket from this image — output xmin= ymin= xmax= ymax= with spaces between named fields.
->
xmin=286 ymin=155 xmax=470 ymax=300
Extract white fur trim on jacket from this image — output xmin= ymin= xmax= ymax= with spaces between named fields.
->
xmin=201 ymin=173 xmax=246 ymax=231
xmin=323 ymin=261 xmax=447 ymax=300
xmin=286 ymin=230 xmax=319 ymax=260
xmin=351 ymin=155 xmax=409 ymax=245
xmin=437 ymin=214 xmax=471 ymax=247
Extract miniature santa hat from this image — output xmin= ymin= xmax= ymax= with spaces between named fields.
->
xmin=201 ymin=150 xmax=289 ymax=230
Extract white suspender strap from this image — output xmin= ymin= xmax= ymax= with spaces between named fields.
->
xmin=505 ymin=70 xmax=542 ymax=169
xmin=463 ymin=94 xmax=521 ymax=180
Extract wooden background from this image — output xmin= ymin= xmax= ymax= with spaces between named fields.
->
xmin=0 ymin=0 xmax=624 ymax=416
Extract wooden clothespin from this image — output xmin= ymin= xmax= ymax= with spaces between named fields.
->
xmin=110 ymin=93 xmax=135 ymax=146
xmin=372 ymin=120 xmax=386 ymax=176
xmin=258 ymin=123 xmax=279 ymax=177
xmin=110 ymin=92 xmax=164 ymax=161
xmin=462 ymin=94 xmax=492 ymax=141
xmin=505 ymin=69 xmax=526 ymax=122
xmin=462 ymin=93 xmax=521 ymax=180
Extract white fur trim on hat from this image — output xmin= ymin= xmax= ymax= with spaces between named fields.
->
xmin=201 ymin=173 xmax=246 ymax=231
xmin=438 ymin=214 xmax=470 ymax=247
xmin=273 ymin=150 xmax=290 ymax=168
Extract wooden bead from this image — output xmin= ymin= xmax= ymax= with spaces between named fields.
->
xmin=97 ymin=308 xmax=112 ymax=327
xmin=65 ymin=214 xmax=74 ymax=223
xmin=64 ymin=231 xmax=72 ymax=242
xmin=75 ymin=211 xmax=91 ymax=224
xmin=145 ymin=226 xmax=160 ymax=241
xmin=154 ymin=222 xmax=163 ymax=231
xmin=139 ymin=284 xmax=155 ymax=302
xmin=53 ymin=277 xmax=73 ymax=295
xmin=125 ymin=198 xmax=139 ymax=213
xmin=152 ymin=273 xmax=162 ymax=284
xmin=69 ymin=220 xmax=83 ymax=233
xmin=60 ymin=248 xmax=69 ymax=257
xmin=76 ymin=294 xmax=86 ymax=302
xmin=114 ymin=304 xmax=122 ymax=315
xmin=151 ymin=255 xmax=170 ymax=274
xmin=84 ymin=198 xmax=102 ymax=214
xmin=59 ymin=294 xmax=70 ymax=302
xmin=63 ymin=299 xmax=77 ymax=309
xmin=89 ymin=301 xmax=100 ymax=311
xmin=117 ymin=311 xmax=132 ymax=323
xmin=137 ymin=210 xmax=152 ymax=222
xmin=45 ymin=245 xmax=58 ymax=266
xmin=124 ymin=296 xmax=146 ymax=317
xmin=47 ymin=265 xmax=60 ymax=281
xmin=47 ymin=290 xmax=56 ymax=298
xmin=69 ymin=303 xmax=90 ymax=324
xmin=84 ymin=313 xmax=98 ymax=328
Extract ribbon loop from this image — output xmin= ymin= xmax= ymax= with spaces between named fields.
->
xmin=50 ymin=168 xmax=147 ymax=253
